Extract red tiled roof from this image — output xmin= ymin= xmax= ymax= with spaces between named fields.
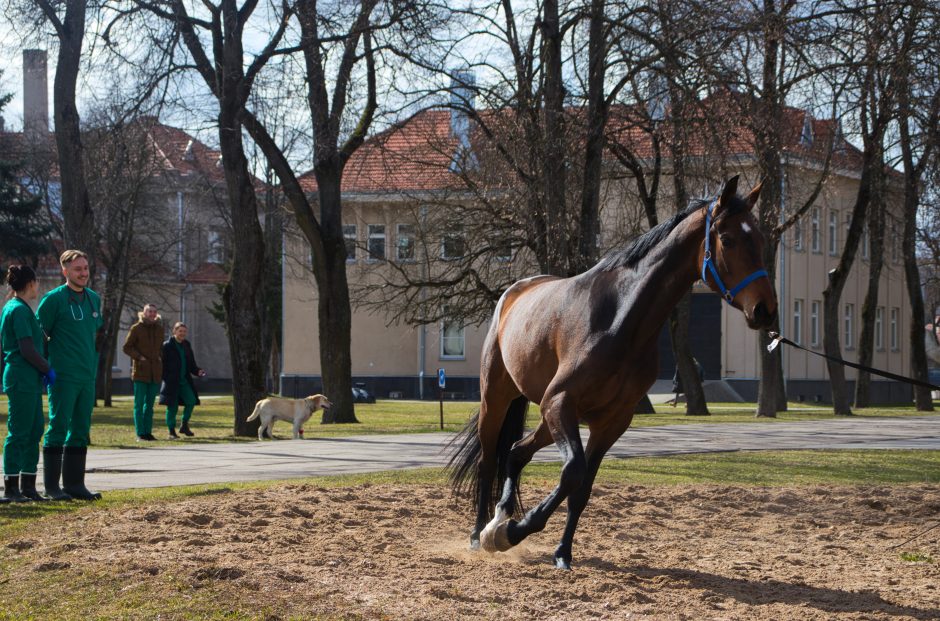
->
xmin=299 ymin=99 xmax=871 ymax=195
xmin=299 ymin=110 xmax=461 ymax=194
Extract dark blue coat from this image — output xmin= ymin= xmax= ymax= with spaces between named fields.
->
xmin=158 ymin=338 xmax=202 ymax=407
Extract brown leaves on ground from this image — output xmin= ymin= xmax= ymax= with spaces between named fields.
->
xmin=3 ymin=483 xmax=939 ymax=620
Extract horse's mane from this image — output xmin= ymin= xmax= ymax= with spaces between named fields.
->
xmin=593 ymin=195 xmax=747 ymax=272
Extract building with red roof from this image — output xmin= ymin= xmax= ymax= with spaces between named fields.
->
xmin=282 ymin=95 xmax=912 ymax=405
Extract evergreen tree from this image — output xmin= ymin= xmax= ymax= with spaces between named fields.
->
xmin=0 ymin=88 xmax=50 ymax=266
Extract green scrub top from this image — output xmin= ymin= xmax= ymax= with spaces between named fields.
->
xmin=36 ymin=284 xmax=103 ymax=383
xmin=174 ymin=340 xmax=187 ymax=382
xmin=1 ymin=297 xmax=45 ymax=393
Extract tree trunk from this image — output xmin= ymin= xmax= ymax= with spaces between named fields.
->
xmin=823 ymin=169 xmax=871 ymax=416
xmin=670 ymin=291 xmax=709 ymax=415
xmin=50 ymin=0 xmax=97 ymax=268
xmin=854 ymin=185 xmax=886 ymax=408
xmin=313 ymin=170 xmax=357 ymax=424
xmin=541 ymin=0 xmax=568 ymax=276
xmin=575 ymin=0 xmax=607 ymax=274
xmin=756 ymin=241 xmax=786 ymax=417
xmin=218 ymin=107 xmax=266 ymax=436
xmin=903 ymin=188 xmax=935 ymax=411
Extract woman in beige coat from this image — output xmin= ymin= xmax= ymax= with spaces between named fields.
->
xmin=122 ymin=304 xmax=164 ymax=441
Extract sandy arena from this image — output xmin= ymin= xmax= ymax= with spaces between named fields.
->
xmin=4 ymin=483 xmax=939 ymax=619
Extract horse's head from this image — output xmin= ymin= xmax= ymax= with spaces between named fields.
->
xmin=699 ymin=176 xmax=778 ymax=330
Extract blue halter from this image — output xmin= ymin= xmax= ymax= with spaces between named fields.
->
xmin=701 ymin=199 xmax=769 ymax=305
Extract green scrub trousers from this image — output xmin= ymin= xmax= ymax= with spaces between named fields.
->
xmin=44 ymin=380 xmax=95 ymax=448
xmin=166 ymin=380 xmax=197 ymax=431
xmin=3 ymin=390 xmax=44 ymax=475
xmin=133 ymin=381 xmax=160 ymax=436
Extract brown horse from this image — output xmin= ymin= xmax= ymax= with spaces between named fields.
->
xmin=447 ymin=176 xmax=778 ymax=569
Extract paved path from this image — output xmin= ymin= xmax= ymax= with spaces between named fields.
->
xmin=80 ymin=416 xmax=940 ymax=491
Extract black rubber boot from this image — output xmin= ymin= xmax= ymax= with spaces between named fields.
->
xmin=61 ymin=446 xmax=102 ymax=501
xmin=42 ymin=446 xmax=72 ymax=501
xmin=179 ymin=423 xmax=194 ymax=437
xmin=19 ymin=474 xmax=49 ymax=502
xmin=3 ymin=475 xmax=30 ymax=503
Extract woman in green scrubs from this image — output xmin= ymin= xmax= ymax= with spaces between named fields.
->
xmin=1 ymin=266 xmax=54 ymax=503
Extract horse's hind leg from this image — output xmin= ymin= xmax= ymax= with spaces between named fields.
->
xmin=483 ymin=391 xmax=585 ymax=553
xmin=494 ymin=420 xmax=553 ymax=517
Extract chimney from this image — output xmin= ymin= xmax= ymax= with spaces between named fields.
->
xmin=449 ymin=70 xmax=477 ymax=173
xmin=23 ymin=49 xmax=49 ymax=138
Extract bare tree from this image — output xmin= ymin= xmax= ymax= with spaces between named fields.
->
xmin=24 ymin=0 xmax=98 ymax=267
xmin=83 ymin=113 xmax=177 ymax=406
xmin=896 ymin=0 xmax=940 ymax=411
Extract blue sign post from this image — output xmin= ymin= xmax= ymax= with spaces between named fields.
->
xmin=437 ymin=368 xmax=446 ymax=430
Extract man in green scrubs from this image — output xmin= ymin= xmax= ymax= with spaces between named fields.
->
xmin=36 ymin=249 xmax=103 ymax=501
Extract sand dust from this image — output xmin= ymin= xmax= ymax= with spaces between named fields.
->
xmin=4 ymin=483 xmax=939 ymax=619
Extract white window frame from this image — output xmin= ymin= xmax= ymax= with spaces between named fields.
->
xmin=890 ymin=307 xmax=899 ymax=351
xmin=793 ymin=299 xmax=803 ymax=346
xmin=793 ymin=218 xmax=803 ymax=252
xmin=828 ymin=209 xmax=838 ymax=256
xmin=367 ymin=224 xmax=386 ymax=262
xmin=810 ymin=300 xmax=820 ymax=347
xmin=811 ymin=207 xmax=821 ymax=253
xmin=875 ymin=306 xmax=884 ymax=351
xmin=440 ymin=308 xmax=466 ymax=360
xmin=343 ymin=224 xmax=357 ymax=262
xmin=207 ymin=229 xmax=225 ymax=264
xmin=844 ymin=303 xmax=854 ymax=349
xmin=396 ymin=224 xmax=416 ymax=262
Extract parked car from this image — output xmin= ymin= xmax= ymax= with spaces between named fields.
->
xmin=352 ymin=383 xmax=376 ymax=404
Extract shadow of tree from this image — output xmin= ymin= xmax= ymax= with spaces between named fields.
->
xmin=576 ymin=558 xmax=940 ymax=620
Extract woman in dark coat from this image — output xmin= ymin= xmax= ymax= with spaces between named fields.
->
xmin=158 ymin=322 xmax=205 ymax=438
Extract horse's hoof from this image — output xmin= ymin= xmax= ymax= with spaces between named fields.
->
xmin=480 ymin=519 xmax=515 ymax=553
xmin=554 ymin=556 xmax=572 ymax=570
xmin=469 ymin=537 xmax=481 ymax=551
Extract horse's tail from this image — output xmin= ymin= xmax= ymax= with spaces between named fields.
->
xmin=446 ymin=395 xmax=529 ymax=517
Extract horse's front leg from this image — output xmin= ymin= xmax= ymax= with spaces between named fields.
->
xmin=482 ymin=392 xmax=585 ymax=554
xmin=554 ymin=415 xmax=631 ymax=569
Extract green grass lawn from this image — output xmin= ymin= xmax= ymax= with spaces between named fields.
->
xmin=0 ymin=393 xmax=937 ymax=449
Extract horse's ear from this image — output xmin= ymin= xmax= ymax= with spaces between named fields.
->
xmin=745 ymin=179 xmax=764 ymax=211
xmin=719 ymin=175 xmax=740 ymax=206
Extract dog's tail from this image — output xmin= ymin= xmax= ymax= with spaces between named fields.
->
xmin=246 ymin=401 xmax=263 ymax=422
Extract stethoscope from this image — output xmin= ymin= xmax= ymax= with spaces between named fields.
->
xmin=67 ymin=290 xmax=98 ymax=321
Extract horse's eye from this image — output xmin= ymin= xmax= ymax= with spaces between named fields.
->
xmin=719 ymin=234 xmax=736 ymax=247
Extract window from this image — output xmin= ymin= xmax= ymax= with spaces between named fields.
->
xmin=367 ymin=224 xmax=386 ymax=261
xmin=793 ymin=299 xmax=803 ymax=345
xmin=811 ymin=208 xmax=821 ymax=253
xmin=875 ymin=306 xmax=884 ymax=350
xmin=810 ymin=300 xmax=820 ymax=347
xmin=828 ymin=209 xmax=838 ymax=256
xmin=396 ymin=224 xmax=415 ymax=261
xmin=495 ymin=237 xmax=512 ymax=262
xmin=343 ymin=224 xmax=357 ymax=262
xmin=844 ymin=303 xmax=854 ymax=349
xmin=793 ymin=218 xmax=803 ymax=252
xmin=440 ymin=309 xmax=465 ymax=359
xmin=890 ymin=307 xmax=899 ymax=351
xmin=207 ymin=230 xmax=225 ymax=264
xmin=441 ymin=226 xmax=465 ymax=260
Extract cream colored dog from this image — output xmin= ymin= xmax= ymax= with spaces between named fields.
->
xmin=246 ymin=394 xmax=332 ymax=440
